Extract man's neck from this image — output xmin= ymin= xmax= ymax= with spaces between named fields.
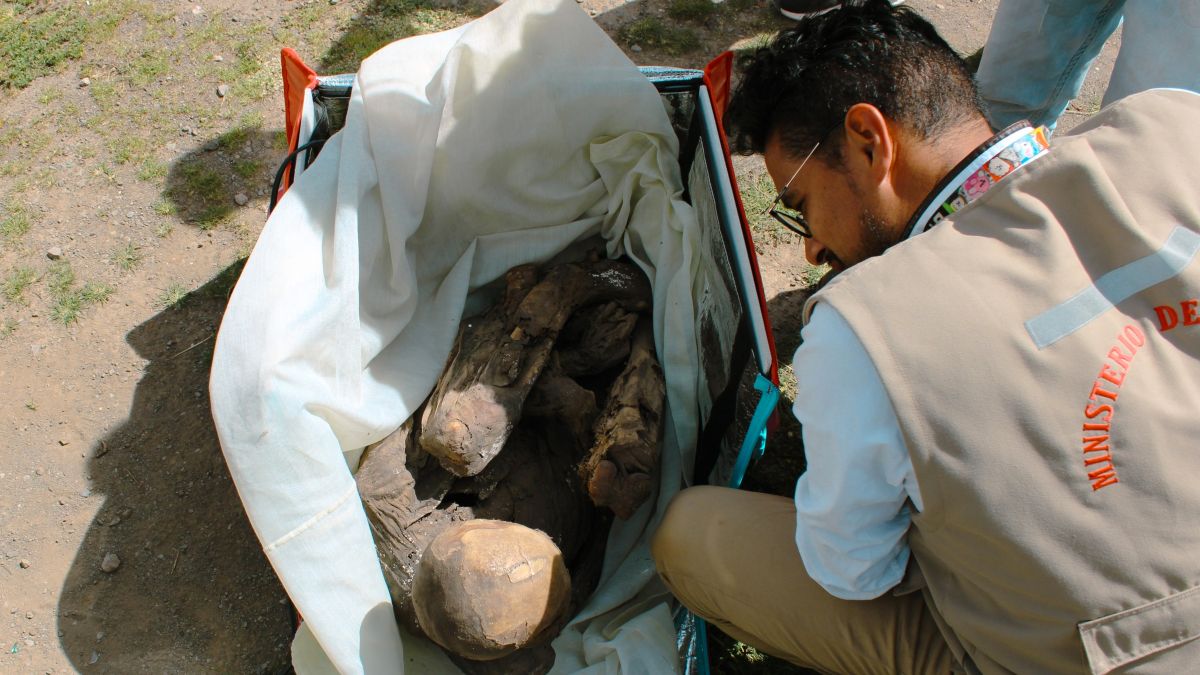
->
xmin=895 ymin=118 xmax=995 ymax=219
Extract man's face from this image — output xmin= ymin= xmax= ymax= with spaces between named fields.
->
xmin=763 ymin=133 xmax=901 ymax=274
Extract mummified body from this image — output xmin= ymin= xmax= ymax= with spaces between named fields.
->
xmin=355 ymin=256 xmax=666 ymax=674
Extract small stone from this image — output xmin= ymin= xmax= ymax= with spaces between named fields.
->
xmin=212 ymin=54 xmax=223 ymax=62
xmin=19 ymin=559 xmax=30 ymax=569
xmin=631 ymin=44 xmax=643 ymax=53
xmin=80 ymin=488 xmax=92 ymax=498
xmin=89 ymin=651 xmax=99 ymax=665
xmin=217 ymin=84 xmax=230 ymax=98
xmin=23 ymin=639 xmax=33 ymax=647
xmin=25 ymin=611 xmax=33 ymax=619
xmin=100 ymin=552 xmax=121 ymax=573
xmin=46 ymin=247 xmax=63 ymax=260
xmin=234 ymin=192 xmax=249 ymax=206
xmin=191 ymin=5 xmax=203 ymax=14
xmin=34 ymin=468 xmax=44 ymax=476
xmin=79 ymin=77 xmax=90 ymax=88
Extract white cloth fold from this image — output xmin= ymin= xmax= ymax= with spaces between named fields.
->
xmin=210 ymin=0 xmax=705 ymax=671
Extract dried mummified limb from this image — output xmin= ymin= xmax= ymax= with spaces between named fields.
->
xmin=356 ymin=255 xmax=665 ymax=672
xmin=419 ymin=258 xmax=652 ymax=477
xmin=580 ymin=317 xmax=665 ymax=520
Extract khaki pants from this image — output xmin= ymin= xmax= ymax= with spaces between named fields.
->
xmin=651 ymin=486 xmax=954 ymax=675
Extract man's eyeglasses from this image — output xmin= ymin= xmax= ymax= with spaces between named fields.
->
xmin=764 ymin=140 xmax=821 ymax=239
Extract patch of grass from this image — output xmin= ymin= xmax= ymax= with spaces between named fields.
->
xmin=111 ymin=242 xmax=142 ymax=271
xmin=219 ymin=124 xmax=254 ymax=152
xmin=155 ymin=221 xmax=174 ymax=238
xmin=49 ymin=271 xmax=113 ymax=325
xmin=740 ymin=171 xmax=829 ymax=283
xmin=1 ymin=205 xmax=31 ymax=242
xmin=234 ymin=159 xmax=263 ymax=180
xmin=37 ymin=88 xmax=61 ymax=105
xmin=88 ymin=80 xmax=120 ymax=112
xmin=234 ymin=36 xmax=267 ymax=77
xmin=668 ymin=0 xmax=717 ymax=22
xmin=130 ymin=47 xmax=169 ymax=86
xmin=80 ymin=281 xmax=113 ymax=304
xmin=229 ymin=68 xmax=276 ymax=101
xmin=138 ymin=159 xmax=168 ymax=182
xmin=46 ymin=260 xmax=76 ymax=296
xmin=50 ymin=291 xmax=85 ymax=324
xmin=0 ymin=4 xmax=88 ymax=88
xmin=157 ymin=282 xmax=189 ymax=309
xmin=179 ymin=163 xmax=226 ymax=203
xmin=152 ymin=197 xmax=177 ymax=216
xmin=2 ymin=266 xmax=37 ymax=303
xmin=709 ymin=626 xmax=810 ymax=674
xmin=33 ymin=167 xmax=57 ymax=189
xmin=184 ymin=12 xmax=228 ymax=50
xmin=197 ymin=211 xmax=228 ymax=231
xmin=111 ymin=135 xmax=151 ymax=166
xmin=321 ymin=0 xmax=478 ymax=73
xmin=284 ymin=1 xmax=327 ymax=32
xmin=741 ymin=170 xmax=790 ymax=245
xmin=619 ymin=17 xmax=700 ymax=56
xmin=0 ymin=318 xmax=16 ymax=340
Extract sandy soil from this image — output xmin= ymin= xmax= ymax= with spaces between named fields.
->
xmin=0 ymin=0 xmax=1117 ymax=672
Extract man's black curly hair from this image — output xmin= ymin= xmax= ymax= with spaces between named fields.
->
xmin=725 ymin=0 xmax=984 ymax=161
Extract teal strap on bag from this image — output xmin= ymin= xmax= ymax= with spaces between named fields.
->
xmin=728 ymin=373 xmax=780 ymax=489
xmin=681 ymin=374 xmax=779 ymax=675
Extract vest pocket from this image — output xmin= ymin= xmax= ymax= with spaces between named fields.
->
xmin=1078 ymin=585 xmax=1200 ymax=674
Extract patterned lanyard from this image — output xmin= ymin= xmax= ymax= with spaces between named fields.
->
xmin=905 ymin=124 xmax=1051 ymax=239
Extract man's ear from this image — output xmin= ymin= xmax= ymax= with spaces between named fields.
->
xmin=841 ymin=103 xmax=895 ymax=186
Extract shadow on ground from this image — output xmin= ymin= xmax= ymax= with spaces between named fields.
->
xmin=164 ymin=129 xmax=282 ymax=229
xmin=56 ymin=260 xmax=293 ymax=673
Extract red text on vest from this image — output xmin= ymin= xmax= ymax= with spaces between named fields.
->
xmin=1079 ymin=324 xmax=1146 ymax=491
xmin=1153 ymin=299 xmax=1200 ymax=332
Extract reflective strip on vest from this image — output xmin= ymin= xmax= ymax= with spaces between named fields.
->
xmin=1025 ymin=226 xmax=1200 ymax=349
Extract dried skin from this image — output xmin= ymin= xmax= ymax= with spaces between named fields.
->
xmin=581 ymin=318 xmax=665 ymax=520
xmin=420 ymin=258 xmax=652 ymax=477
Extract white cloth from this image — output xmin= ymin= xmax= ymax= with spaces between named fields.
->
xmin=209 ymin=0 xmax=709 ymax=671
xmin=791 ymin=303 xmax=920 ymax=600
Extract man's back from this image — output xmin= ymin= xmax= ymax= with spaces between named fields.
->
xmin=817 ymin=89 xmax=1200 ymax=673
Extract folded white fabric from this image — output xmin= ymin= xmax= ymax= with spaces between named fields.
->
xmin=210 ymin=0 xmax=704 ymax=671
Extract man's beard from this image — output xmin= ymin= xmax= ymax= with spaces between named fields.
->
xmin=860 ymin=208 xmax=902 ymax=261
xmin=818 ymin=208 xmax=903 ymax=288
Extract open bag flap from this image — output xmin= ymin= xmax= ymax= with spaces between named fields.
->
xmin=209 ymin=0 xmax=718 ymax=671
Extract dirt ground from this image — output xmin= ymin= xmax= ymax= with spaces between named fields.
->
xmin=0 ymin=0 xmax=1118 ymax=672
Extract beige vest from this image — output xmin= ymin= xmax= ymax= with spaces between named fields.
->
xmin=812 ymin=90 xmax=1200 ymax=674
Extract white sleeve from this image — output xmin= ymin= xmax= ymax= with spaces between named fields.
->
xmin=791 ymin=302 xmax=923 ymax=600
